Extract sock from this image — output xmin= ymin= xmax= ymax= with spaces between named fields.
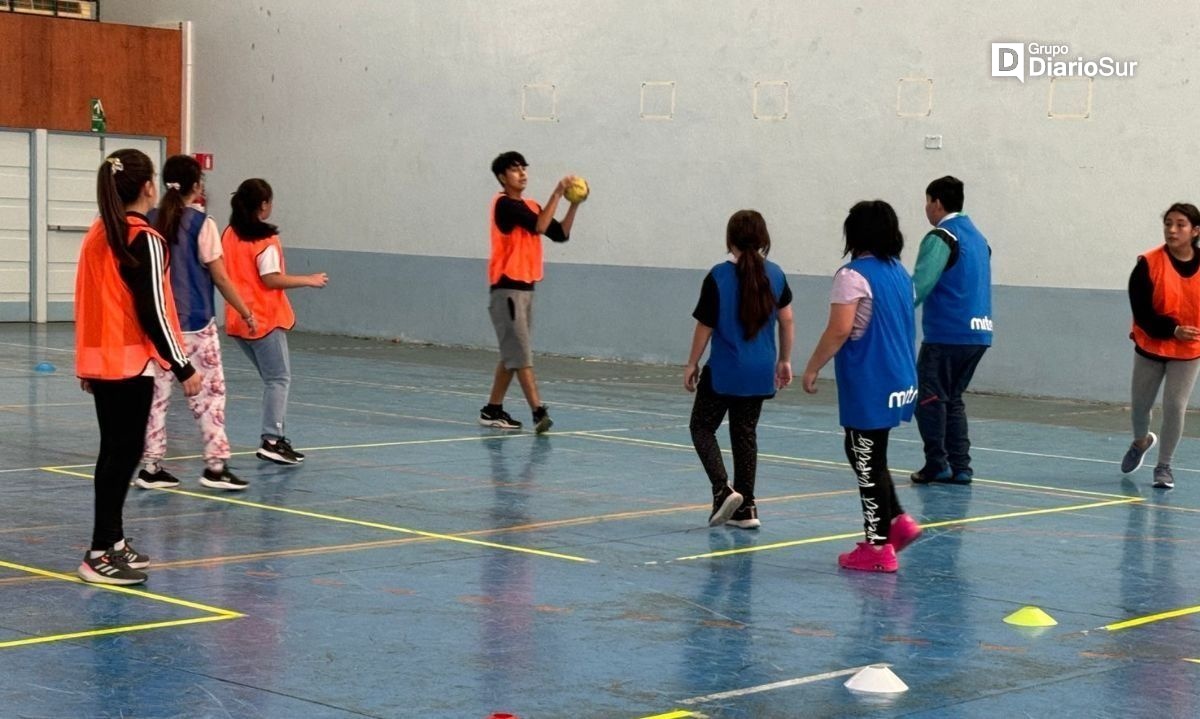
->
xmin=206 ymin=459 xmax=225 ymax=472
xmin=486 ymin=403 xmax=502 ymax=411
xmin=88 ymin=550 xmax=105 ymax=559
xmin=112 ymin=539 xmax=126 ymax=551
xmin=144 ymin=462 xmax=160 ymax=474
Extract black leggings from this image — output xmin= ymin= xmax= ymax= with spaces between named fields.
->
xmin=690 ymin=370 xmax=765 ymax=503
xmin=90 ymin=376 xmax=154 ymax=551
xmin=843 ymin=427 xmax=903 ymax=545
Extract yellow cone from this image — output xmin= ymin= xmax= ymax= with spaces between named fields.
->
xmin=1003 ymin=606 xmax=1058 ymax=627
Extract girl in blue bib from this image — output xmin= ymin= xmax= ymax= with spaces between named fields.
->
xmin=685 ymin=210 xmax=794 ymax=528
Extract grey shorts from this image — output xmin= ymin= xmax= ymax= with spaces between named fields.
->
xmin=489 ymin=289 xmax=534 ymax=370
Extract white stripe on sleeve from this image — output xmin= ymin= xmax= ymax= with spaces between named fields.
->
xmin=146 ymin=235 xmax=189 ymax=367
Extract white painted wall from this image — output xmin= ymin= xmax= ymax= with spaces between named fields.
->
xmin=100 ymin=1 xmax=1200 ymax=290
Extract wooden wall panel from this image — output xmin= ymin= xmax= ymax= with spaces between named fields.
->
xmin=0 ymin=14 xmax=181 ymax=154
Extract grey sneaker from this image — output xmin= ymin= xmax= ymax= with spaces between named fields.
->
xmin=1120 ymin=432 xmax=1157 ymax=474
xmin=1152 ymin=465 xmax=1175 ymax=489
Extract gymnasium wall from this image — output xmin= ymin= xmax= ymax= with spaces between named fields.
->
xmin=0 ymin=13 xmax=182 ymax=153
xmin=100 ymin=1 xmax=1200 ymax=402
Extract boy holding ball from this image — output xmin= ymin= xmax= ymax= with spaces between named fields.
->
xmin=479 ymin=151 xmax=586 ymax=433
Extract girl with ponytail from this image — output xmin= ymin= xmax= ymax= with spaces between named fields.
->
xmin=133 ymin=155 xmax=257 ymax=493
xmin=74 ymin=149 xmax=201 ymax=585
xmin=684 ymin=209 xmax=795 ymax=529
xmin=221 ymin=178 xmax=328 ymax=466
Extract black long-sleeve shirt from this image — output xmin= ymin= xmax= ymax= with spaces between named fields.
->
xmin=491 ymin=196 xmax=568 ymax=291
xmin=118 ymin=218 xmax=194 ymax=381
xmin=1128 ymin=249 xmax=1200 ymax=360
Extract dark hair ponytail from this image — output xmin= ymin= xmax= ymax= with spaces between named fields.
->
xmin=154 ymin=154 xmax=203 ymax=245
xmin=96 ymin=149 xmax=155 ymax=267
xmin=229 ymin=178 xmax=278 ymax=240
xmin=727 ymin=209 xmax=776 ymax=340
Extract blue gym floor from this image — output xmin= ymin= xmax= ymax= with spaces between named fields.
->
xmin=0 ymin=323 xmax=1197 ymax=718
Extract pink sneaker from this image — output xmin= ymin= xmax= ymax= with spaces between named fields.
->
xmin=838 ymin=542 xmax=898 ymax=573
xmin=887 ymin=514 xmax=922 ymax=553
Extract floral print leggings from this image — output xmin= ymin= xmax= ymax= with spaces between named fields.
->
xmin=142 ymin=321 xmax=231 ymax=472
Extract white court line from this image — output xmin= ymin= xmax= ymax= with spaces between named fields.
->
xmin=7 ymin=340 xmax=1197 ymax=472
xmin=278 ymin=372 xmax=685 ymax=419
xmin=0 ymin=401 xmax=92 ymax=410
xmin=0 ymin=341 xmax=74 ymax=354
xmin=286 ymin=399 xmax=479 ymax=427
xmin=34 ymin=426 xmax=644 ymax=471
xmin=678 ymin=665 xmax=876 ymax=705
xmin=754 ymin=422 xmax=1200 ymax=474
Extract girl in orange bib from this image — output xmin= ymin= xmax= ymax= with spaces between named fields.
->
xmin=1121 ymin=203 xmax=1200 ymax=489
xmin=74 ymin=149 xmax=200 ymax=585
xmin=222 ymin=179 xmax=328 ymax=465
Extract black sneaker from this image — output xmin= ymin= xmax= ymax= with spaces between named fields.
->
xmin=727 ymin=502 xmax=761 ymax=529
xmin=910 ymin=466 xmax=951 ymax=484
xmin=277 ymin=437 xmax=305 ymax=460
xmin=257 ymin=439 xmax=302 ymax=465
xmin=134 ymin=467 xmax=180 ymax=489
xmin=532 ymin=405 xmax=553 ymax=434
xmin=111 ymin=539 xmax=149 ymax=569
xmin=200 ymin=466 xmax=249 ymax=491
xmin=78 ymin=551 xmax=147 ymax=585
xmin=480 ymin=405 xmax=522 ymax=430
xmin=708 ymin=486 xmax=744 ymax=527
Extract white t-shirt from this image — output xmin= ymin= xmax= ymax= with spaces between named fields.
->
xmin=256 ymin=245 xmax=282 ymax=276
xmin=189 ymin=203 xmax=223 ymax=265
xmin=830 ymin=267 xmax=874 ymax=340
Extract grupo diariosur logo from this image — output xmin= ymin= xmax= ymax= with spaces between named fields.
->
xmin=991 ymin=43 xmax=1138 ymax=82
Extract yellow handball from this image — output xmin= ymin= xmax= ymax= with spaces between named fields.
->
xmin=564 ymin=177 xmax=589 ymax=204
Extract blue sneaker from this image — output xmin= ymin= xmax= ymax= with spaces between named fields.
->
xmin=949 ymin=470 xmax=973 ymax=485
xmin=1121 ymin=432 xmax=1157 ymax=474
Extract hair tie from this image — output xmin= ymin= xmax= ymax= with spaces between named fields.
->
xmin=165 ymin=182 xmax=181 ymax=191
xmin=106 ymin=157 xmax=124 ymax=175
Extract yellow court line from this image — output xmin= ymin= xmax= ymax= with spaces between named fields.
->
xmin=637 ymin=712 xmax=703 ymax=719
xmin=675 ymin=498 xmax=1142 ymax=561
xmin=0 ymin=559 xmax=242 ymax=617
xmin=970 ymin=477 xmax=1135 ymax=501
xmin=43 ymin=467 xmax=97 ymax=479
xmin=154 ymin=488 xmax=595 ymax=563
xmin=38 ymin=428 xmax=613 ymax=471
xmin=575 ymin=432 xmax=1138 ymax=501
xmin=0 ymin=615 xmax=237 ymax=650
xmin=1105 ymin=604 xmax=1200 ymax=632
xmin=0 ymin=490 xmax=860 ymax=586
xmin=0 ymin=559 xmax=242 ymax=650
xmin=42 ymin=464 xmax=590 ymax=563
xmin=462 ymin=489 xmax=856 ymax=535
xmin=1185 ymin=658 xmax=1200 ymax=664
xmin=576 ymin=432 xmax=843 ymax=468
